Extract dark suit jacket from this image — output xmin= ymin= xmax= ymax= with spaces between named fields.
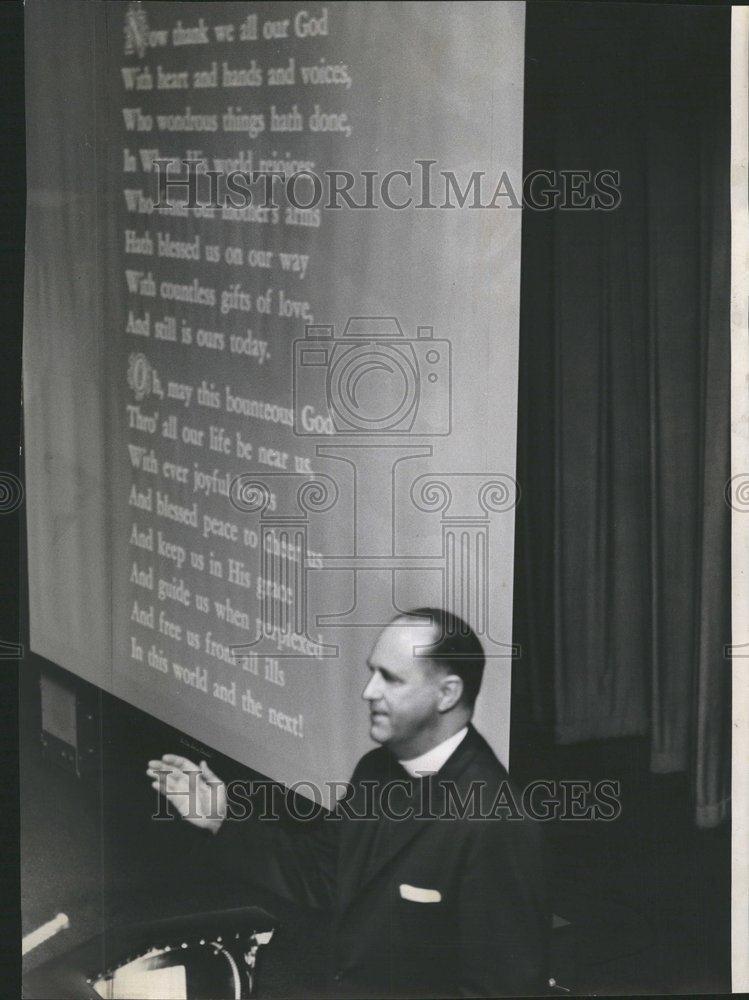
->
xmin=217 ymin=724 xmax=548 ymax=998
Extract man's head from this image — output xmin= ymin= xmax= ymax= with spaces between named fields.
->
xmin=362 ymin=608 xmax=485 ymax=759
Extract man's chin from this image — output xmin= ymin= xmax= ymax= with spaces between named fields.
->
xmin=369 ymin=718 xmax=391 ymax=744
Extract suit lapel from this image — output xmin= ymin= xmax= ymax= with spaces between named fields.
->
xmin=339 ymin=726 xmax=486 ymax=913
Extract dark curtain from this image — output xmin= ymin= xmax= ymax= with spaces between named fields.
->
xmin=513 ymin=3 xmax=731 ymax=827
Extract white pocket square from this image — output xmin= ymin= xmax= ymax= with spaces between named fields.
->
xmin=399 ymin=883 xmax=442 ymax=903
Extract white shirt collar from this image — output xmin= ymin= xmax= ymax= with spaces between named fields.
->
xmin=398 ymin=726 xmax=469 ymax=777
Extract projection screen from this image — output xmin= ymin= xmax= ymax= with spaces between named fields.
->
xmin=24 ymin=0 xmax=525 ymax=797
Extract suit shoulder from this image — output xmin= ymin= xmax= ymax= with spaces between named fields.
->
xmin=350 ymin=745 xmax=392 ymax=782
xmin=463 ymin=729 xmax=510 ymax=784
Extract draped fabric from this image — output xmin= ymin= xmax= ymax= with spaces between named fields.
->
xmin=513 ymin=3 xmax=731 ymax=827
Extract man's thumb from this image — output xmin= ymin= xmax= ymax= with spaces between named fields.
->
xmin=199 ymin=760 xmax=219 ymax=783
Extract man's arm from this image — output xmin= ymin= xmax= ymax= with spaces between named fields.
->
xmin=457 ymin=818 xmax=549 ymax=997
xmin=215 ymin=777 xmax=340 ymax=911
xmin=147 ymin=754 xmax=340 ymax=911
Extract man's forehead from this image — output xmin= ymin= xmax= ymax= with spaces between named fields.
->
xmin=369 ymin=618 xmax=437 ymax=666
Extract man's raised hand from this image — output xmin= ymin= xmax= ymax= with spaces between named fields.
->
xmin=146 ymin=754 xmax=227 ymax=834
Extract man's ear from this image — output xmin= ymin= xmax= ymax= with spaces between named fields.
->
xmin=437 ymin=675 xmax=464 ymax=712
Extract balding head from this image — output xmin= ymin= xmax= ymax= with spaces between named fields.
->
xmin=394 ymin=608 xmax=485 ymax=709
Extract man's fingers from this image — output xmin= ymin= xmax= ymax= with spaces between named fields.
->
xmin=147 ymin=764 xmax=195 ymax=792
xmin=146 ymin=753 xmax=210 ymax=815
xmin=199 ymin=760 xmax=220 ymax=783
xmin=161 ymin=754 xmax=195 ymax=768
xmin=146 ymin=767 xmax=180 ymax=781
xmin=151 ymin=779 xmax=175 ymax=795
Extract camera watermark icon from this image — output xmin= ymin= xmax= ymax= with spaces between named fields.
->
xmin=725 ymin=473 xmax=749 ymax=512
xmin=292 ymin=318 xmax=451 ymax=437
xmin=0 ymin=472 xmax=24 ymax=514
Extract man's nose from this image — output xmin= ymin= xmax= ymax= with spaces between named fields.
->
xmin=362 ymin=673 xmax=381 ymax=701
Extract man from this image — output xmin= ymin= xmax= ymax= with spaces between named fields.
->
xmin=148 ymin=608 xmax=548 ymax=997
